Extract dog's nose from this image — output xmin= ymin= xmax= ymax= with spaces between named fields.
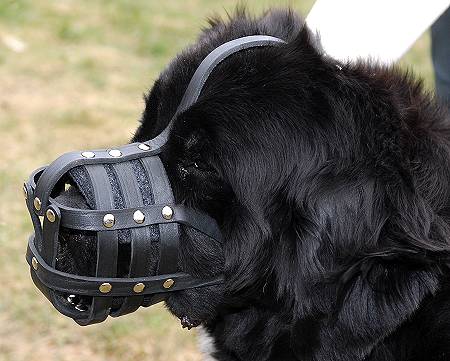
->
xmin=53 ymin=185 xmax=95 ymax=314
xmin=53 ymin=181 xmax=98 ymax=279
xmin=55 ymin=183 xmax=90 ymax=210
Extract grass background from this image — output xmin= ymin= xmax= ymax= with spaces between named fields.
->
xmin=0 ymin=1 xmax=434 ymax=360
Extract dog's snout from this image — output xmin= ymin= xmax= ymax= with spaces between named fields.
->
xmin=55 ymin=184 xmax=90 ymax=210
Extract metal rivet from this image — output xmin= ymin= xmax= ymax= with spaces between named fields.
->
xmin=81 ymin=151 xmax=95 ymax=158
xmin=133 ymin=282 xmax=145 ymax=293
xmin=163 ymin=278 xmax=174 ymax=289
xmin=32 ymin=257 xmax=38 ymax=270
xmin=103 ymin=213 xmax=115 ymax=228
xmin=34 ymin=197 xmax=41 ymax=211
xmin=161 ymin=206 xmax=173 ymax=220
xmin=138 ymin=143 xmax=151 ymax=151
xmin=108 ymin=149 xmax=122 ymax=157
xmin=99 ymin=282 xmax=112 ymax=293
xmin=46 ymin=209 xmax=56 ymax=223
xmin=133 ymin=210 xmax=145 ymax=224
xmin=23 ymin=184 xmax=28 ymax=200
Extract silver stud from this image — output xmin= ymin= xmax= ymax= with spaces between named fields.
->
xmin=46 ymin=209 xmax=56 ymax=223
xmin=23 ymin=184 xmax=28 ymax=200
xmin=81 ymin=151 xmax=95 ymax=158
xmin=161 ymin=206 xmax=173 ymax=220
xmin=133 ymin=210 xmax=145 ymax=224
xmin=33 ymin=197 xmax=41 ymax=211
xmin=138 ymin=143 xmax=151 ymax=151
xmin=32 ymin=257 xmax=39 ymax=270
xmin=103 ymin=213 xmax=115 ymax=228
xmin=108 ymin=149 xmax=122 ymax=157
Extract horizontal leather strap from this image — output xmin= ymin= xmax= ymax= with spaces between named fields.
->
xmin=50 ymin=202 xmax=221 ymax=241
xmin=25 ymin=172 xmax=221 ymax=241
xmin=27 ymin=235 xmax=224 ymax=297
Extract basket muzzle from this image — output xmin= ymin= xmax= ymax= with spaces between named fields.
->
xmin=24 ymin=141 xmax=224 ymax=325
xmin=24 ymin=35 xmax=286 ymax=326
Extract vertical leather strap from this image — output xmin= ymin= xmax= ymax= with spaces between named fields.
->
xmin=25 ymin=182 xmax=43 ymax=252
xmin=141 ymin=157 xmax=179 ymax=274
xmin=41 ymin=205 xmax=61 ymax=268
xmin=77 ymin=165 xmax=119 ymax=326
xmin=111 ymin=162 xmax=151 ymax=316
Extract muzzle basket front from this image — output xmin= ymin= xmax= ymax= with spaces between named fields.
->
xmin=25 ymin=141 xmax=223 ymax=325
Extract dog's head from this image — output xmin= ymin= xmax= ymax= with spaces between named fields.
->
xmin=50 ymin=8 xmax=309 ymax=326
xmin=35 ymin=8 xmax=450 ymax=359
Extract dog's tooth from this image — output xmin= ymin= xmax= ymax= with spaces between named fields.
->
xmin=66 ymin=294 xmax=78 ymax=305
xmin=75 ymin=303 xmax=88 ymax=312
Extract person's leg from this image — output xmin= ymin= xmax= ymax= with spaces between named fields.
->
xmin=431 ymin=6 xmax=450 ymax=111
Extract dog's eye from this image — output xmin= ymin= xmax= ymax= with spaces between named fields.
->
xmin=193 ymin=160 xmax=207 ymax=169
xmin=184 ymin=159 xmax=214 ymax=173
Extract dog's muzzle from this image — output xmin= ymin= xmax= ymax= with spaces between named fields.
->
xmin=23 ymin=35 xmax=285 ymax=326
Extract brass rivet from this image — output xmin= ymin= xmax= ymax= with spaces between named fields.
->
xmin=133 ymin=282 xmax=145 ymax=293
xmin=46 ymin=209 xmax=56 ymax=223
xmin=161 ymin=206 xmax=173 ymax=220
xmin=108 ymin=149 xmax=122 ymax=157
xmin=31 ymin=257 xmax=39 ymax=270
xmin=138 ymin=143 xmax=151 ymax=151
xmin=99 ymin=282 xmax=112 ymax=293
xmin=23 ymin=184 xmax=28 ymax=200
xmin=81 ymin=151 xmax=95 ymax=158
xmin=133 ymin=210 xmax=145 ymax=224
xmin=33 ymin=197 xmax=41 ymax=211
xmin=103 ymin=213 xmax=115 ymax=228
xmin=163 ymin=278 xmax=174 ymax=289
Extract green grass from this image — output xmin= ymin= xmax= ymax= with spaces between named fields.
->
xmin=0 ymin=1 xmax=434 ymax=360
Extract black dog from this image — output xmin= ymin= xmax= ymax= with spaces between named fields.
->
xmin=63 ymin=8 xmax=450 ymax=361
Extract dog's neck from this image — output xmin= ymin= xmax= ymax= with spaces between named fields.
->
xmin=200 ymin=304 xmax=299 ymax=361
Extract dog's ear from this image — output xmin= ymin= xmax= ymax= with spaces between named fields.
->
xmin=279 ymin=177 xmax=449 ymax=361
xmin=258 ymin=8 xmax=303 ymax=41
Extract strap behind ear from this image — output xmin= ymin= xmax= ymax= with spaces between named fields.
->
xmin=150 ymin=35 xmax=286 ymax=147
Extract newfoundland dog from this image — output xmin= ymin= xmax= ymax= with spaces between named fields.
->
xmin=61 ymin=8 xmax=450 ymax=361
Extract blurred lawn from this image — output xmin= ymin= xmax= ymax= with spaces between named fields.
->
xmin=0 ymin=1 xmax=434 ymax=360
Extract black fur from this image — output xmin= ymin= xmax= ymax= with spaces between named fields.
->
xmin=72 ymin=8 xmax=450 ymax=361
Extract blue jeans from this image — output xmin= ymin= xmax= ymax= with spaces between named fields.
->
xmin=431 ymin=6 xmax=450 ymax=111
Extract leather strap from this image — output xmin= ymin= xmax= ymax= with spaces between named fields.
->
xmin=27 ymin=236 xmax=223 ymax=296
xmin=111 ymin=162 xmax=150 ymax=316
xmin=150 ymin=35 xmax=286 ymax=146
xmin=51 ymin=203 xmax=222 ymax=239
xmin=33 ymin=142 xmax=161 ymax=214
xmin=141 ymin=156 xmax=179 ymax=274
xmin=79 ymin=165 xmax=119 ymax=325
xmin=41 ymin=205 xmax=61 ymax=267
